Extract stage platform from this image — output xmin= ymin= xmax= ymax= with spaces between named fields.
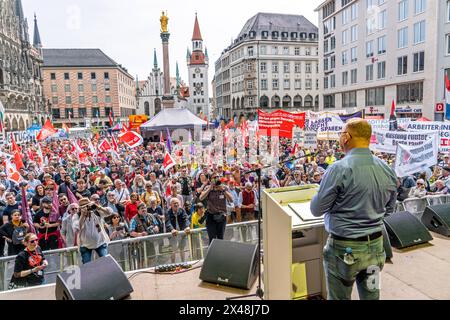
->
xmin=1 ymin=232 xmax=450 ymax=300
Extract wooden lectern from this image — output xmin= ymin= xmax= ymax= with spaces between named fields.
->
xmin=262 ymin=185 xmax=328 ymax=300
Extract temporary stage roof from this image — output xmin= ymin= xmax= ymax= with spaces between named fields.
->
xmin=140 ymin=108 xmax=208 ymax=131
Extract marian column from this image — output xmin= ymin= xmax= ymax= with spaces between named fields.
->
xmin=160 ymin=11 xmax=175 ymax=108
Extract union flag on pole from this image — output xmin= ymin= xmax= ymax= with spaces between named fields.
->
xmin=5 ymin=159 xmax=23 ymax=184
xmin=37 ymin=119 xmax=57 ymax=141
xmin=98 ymin=139 xmax=112 ymax=153
xmin=163 ymin=151 xmax=176 ymax=173
xmin=11 ymin=133 xmax=24 ymax=170
xmin=119 ymin=130 xmax=143 ymax=149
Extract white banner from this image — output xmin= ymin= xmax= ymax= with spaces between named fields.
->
xmin=367 ymin=119 xmax=411 ymax=131
xmin=394 ymin=135 xmax=439 ymax=177
xmin=305 ymin=111 xmax=364 ymax=140
xmin=292 ymin=127 xmax=304 ymax=147
xmin=406 ymin=121 xmax=450 ymax=152
xmin=370 ymin=130 xmax=438 ymax=154
xmin=304 ymin=131 xmax=318 ymax=149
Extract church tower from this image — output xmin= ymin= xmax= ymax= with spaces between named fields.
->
xmin=187 ymin=13 xmax=209 ymax=118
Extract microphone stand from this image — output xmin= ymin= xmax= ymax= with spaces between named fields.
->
xmin=227 ymin=151 xmax=318 ymax=300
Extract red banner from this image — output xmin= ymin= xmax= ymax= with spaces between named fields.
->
xmin=257 ymin=109 xmax=305 ymax=138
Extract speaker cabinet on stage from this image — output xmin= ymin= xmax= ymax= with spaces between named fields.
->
xmin=55 ymin=255 xmax=133 ymax=300
xmin=422 ymin=204 xmax=450 ymax=237
xmin=199 ymin=239 xmax=258 ymax=290
xmin=384 ymin=212 xmax=433 ymax=249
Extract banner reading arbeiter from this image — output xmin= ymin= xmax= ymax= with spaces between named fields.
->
xmin=305 ymin=111 xmax=364 ymax=140
xmin=370 ymin=130 xmax=438 ymax=154
xmin=394 ymin=135 xmax=439 ymax=177
xmin=406 ymin=121 xmax=450 ymax=152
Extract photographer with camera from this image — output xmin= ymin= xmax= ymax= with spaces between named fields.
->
xmin=130 ymin=203 xmax=160 ymax=238
xmin=199 ymin=174 xmax=233 ymax=244
xmin=72 ymin=198 xmax=114 ymax=264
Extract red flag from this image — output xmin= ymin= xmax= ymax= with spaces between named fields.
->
xmin=37 ymin=119 xmax=57 ymax=141
xmin=5 ymin=159 xmax=23 ymax=184
xmin=98 ymin=139 xmax=112 ymax=153
xmin=163 ymin=151 xmax=176 ymax=172
xmin=21 ymin=187 xmax=36 ymax=234
xmin=119 ymin=130 xmax=144 ymax=148
xmin=111 ymin=135 xmax=119 ymax=152
xmin=291 ymin=143 xmax=299 ymax=156
xmin=119 ymin=125 xmax=129 ymax=137
xmin=225 ymin=118 xmax=235 ymax=129
xmin=11 ymin=134 xmax=24 ymax=170
xmin=390 ymin=100 xmax=396 ymax=117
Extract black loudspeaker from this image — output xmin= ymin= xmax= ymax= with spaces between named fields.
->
xmin=55 ymin=255 xmax=133 ymax=300
xmin=199 ymin=239 xmax=258 ymax=290
xmin=383 ymin=212 xmax=433 ymax=249
xmin=422 ymin=204 xmax=450 ymax=237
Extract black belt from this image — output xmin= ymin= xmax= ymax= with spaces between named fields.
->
xmin=331 ymin=231 xmax=382 ymax=242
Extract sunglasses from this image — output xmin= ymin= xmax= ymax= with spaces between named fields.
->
xmin=29 ymin=239 xmax=38 ymax=244
xmin=112 ymin=216 xmax=120 ymax=219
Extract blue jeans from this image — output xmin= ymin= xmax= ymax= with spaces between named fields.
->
xmin=80 ymin=243 xmax=108 ymax=264
xmin=323 ymin=235 xmax=385 ymax=300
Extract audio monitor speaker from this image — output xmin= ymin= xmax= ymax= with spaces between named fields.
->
xmin=421 ymin=204 xmax=450 ymax=237
xmin=383 ymin=212 xmax=433 ymax=249
xmin=199 ymin=239 xmax=258 ymax=290
xmin=55 ymin=255 xmax=133 ymax=300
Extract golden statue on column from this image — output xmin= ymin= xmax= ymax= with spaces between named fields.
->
xmin=160 ymin=11 xmax=169 ymax=33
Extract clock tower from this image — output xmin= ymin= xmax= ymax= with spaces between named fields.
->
xmin=187 ymin=13 xmax=209 ymax=118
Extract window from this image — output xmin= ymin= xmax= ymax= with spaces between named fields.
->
xmin=272 ymin=46 xmax=278 ymax=55
xmin=284 ymin=79 xmax=290 ymax=90
xmin=52 ymin=96 xmax=58 ymax=104
xmin=448 ymin=1 xmax=450 ymax=22
xmin=342 ymin=50 xmax=348 ymax=65
xmin=92 ymin=84 xmax=97 ymax=91
xmin=351 ymin=25 xmax=358 ymax=42
xmin=248 ymin=97 xmax=254 ymax=107
xmin=79 ymin=96 xmax=85 ymax=104
xmin=324 ymin=40 xmax=329 ymax=53
xmin=447 ymin=34 xmax=450 ymax=55
xmin=65 ymin=108 xmax=73 ymax=118
xmin=92 ymin=107 xmax=100 ymax=117
xmin=324 ymin=94 xmax=335 ymax=108
xmin=413 ymin=21 xmax=426 ymax=44
xmin=294 ymin=47 xmax=300 ymax=55
xmin=331 ymin=56 xmax=336 ymax=69
xmin=306 ymin=63 xmax=312 ymax=73
xmin=65 ymin=96 xmax=72 ymax=104
xmin=324 ymin=77 xmax=329 ymax=89
xmin=378 ymin=10 xmax=387 ymax=30
xmin=414 ymin=0 xmax=426 ymax=14
xmin=260 ymin=45 xmax=267 ymax=55
xmin=50 ymin=73 xmax=56 ymax=80
xmin=351 ymin=3 xmax=358 ymax=20
xmin=342 ymin=91 xmax=357 ymax=108
xmin=284 ymin=62 xmax=290 ymax=73
xmin=260 ymin=62 xmax=267 ymax=72
xmin=78 ymin=84 xmax=84 ymax=92
xmin=342 ymin=29 xmax=349 ymax=45
xmin=331 ymin=37 xmax=336 ymax=50
xmin=342 ymin=8 xmax=349 ymax=25
xmin=79 ymin=108 xmax=87 ymax=118
xmin=105 ymin=84 xmax=110 ymax=92
xmin=377 ymin=61 xmax=386 ymax=79
xmin=64 ymin=84 xmax=70 ymax=92
xmin=324 ymin=58 xmax=329 ymax=71
xmin=261 ymin=79 xmax=268 ymax=90
xmin=92 ymin=96 xmax=98 ymax=104
xmin=342 ymin=71 xmax=348 ymax=86
xmin=78 ymin=72 xmax=83 ymax=80
xmin=104 ymin=72 xmax=109 ymax=80
xmin=378 ymin=35 xmax=386 ymax=54
xmin=295 ymin=62 xmax=301 ymax=73
xmin=91 ymin=72 xmax=96 ymax=80
xmin=316 ymin=79 xmax=319 ymax=90
xmin=306 ymin=48 xmax=311 ymax=56
xmin=306 ymin=79 xmax=312 ymax=90
xmin=365 ymin=87 xmax=385 ymax=106
xmin=366 ymin=17 xmax=376 ymax=35
xmin=351 ymin=69 xmax=357 ymax=84
xmin=272 ymin=79 xmax=279 ymax=89
xmin=366 ymin=40 xmax=374 ymax=57
xmin=413 ymin=51 xmax=425 ymax=72
xmin=398 ymin=0 xmax=409 ymax=21
xmin=295 ymin=79 xmax=301 ymax=89
xmin=193 ymin=74 xmax=196 ymax=79
xmin=366 ymin=0 xmax=375 ymax=8
xmin=51 ymin=84 xmax=57 ymax=92
xmin=398 ymin=27 xmax=408 ymax=48
xmin=397 ymin=56 xmax=408 ymax=75
xmin=52 ymin=108 xmax=60 ymax=119
xmin=64 ymin=73 xmax=70 ymax=80
xmin=351 ymin=47 xmax=357 ymax=63
xmin=330 ymin=74 xmax=336 ymax=88
xmin=272 ymin=62 xmax=279 ymax=73
xmin=105 ymin=96 xmax=112 ymax=103
xmin=283 ymin=47 xmax=289 ymax=55
xmin=397 ymin=82 xmax=423 ymax=103
xmin=366 ymin=65 xmax=374 ymax=81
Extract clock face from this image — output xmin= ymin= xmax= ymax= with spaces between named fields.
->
xmin=195 ymin=68 xmax=201 ymax=74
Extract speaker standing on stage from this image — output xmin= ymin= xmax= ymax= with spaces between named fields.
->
xmin=310 ymin=118 xmax=397 ymax=300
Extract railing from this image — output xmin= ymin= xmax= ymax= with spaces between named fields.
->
xmin=394 ymin=194 xmax=450 ymax=219
xmin=0 ymin=221 xmax=259 ymax=292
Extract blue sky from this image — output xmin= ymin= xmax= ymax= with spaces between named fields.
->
xmin=23 ymin=0 xmax=322 ymax=84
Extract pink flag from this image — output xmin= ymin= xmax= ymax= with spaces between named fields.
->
xmin=21 ymin=187 xmax=36 ymax=234
xmin=67 ymin=187 xmax=79 ymax=205
xmin=49 ymin=190 xmax=60 ymax=222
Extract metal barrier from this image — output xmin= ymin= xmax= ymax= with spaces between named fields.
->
xmin=0 ymin=221 xmax=259 ymax=292
xmin=395 ymin=194 xmax=450 ymax=219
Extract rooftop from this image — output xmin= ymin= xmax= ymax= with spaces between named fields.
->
xmin=43 ymin=48 xmax=118 ymax=68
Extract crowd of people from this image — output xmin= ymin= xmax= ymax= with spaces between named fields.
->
xmin=1 ymin=126 xmax=449 ymax=289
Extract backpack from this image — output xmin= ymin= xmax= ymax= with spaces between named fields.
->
xmin=12 ymin=226 xmax=26 ymax=245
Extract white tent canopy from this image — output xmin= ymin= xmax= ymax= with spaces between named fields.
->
xmin=140 ymin=108 xmax=208 ymax=132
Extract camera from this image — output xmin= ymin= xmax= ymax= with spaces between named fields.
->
xmin=215 ymin=180 xmax=222 ymax=187
xmin=88 ymin=203 xmax=97 ymax=210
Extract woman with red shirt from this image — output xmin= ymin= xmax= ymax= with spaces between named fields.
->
xmin=124 ymin=193 xmax=140 ymax=223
